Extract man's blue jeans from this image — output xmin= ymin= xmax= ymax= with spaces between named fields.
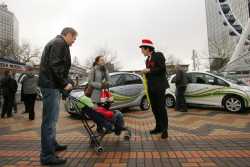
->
xmin=40 ymin=88 xmax=60 ymax=162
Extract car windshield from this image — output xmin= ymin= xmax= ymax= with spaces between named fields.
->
xmin=221 ymin=76 xmax=248 ymax=86
xmin=217 ymin=75 xmax=248 ymax=86
xmin=206 ymin=72 xmax=248 ymax=86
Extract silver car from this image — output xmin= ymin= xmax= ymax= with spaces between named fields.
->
xmin=65 ymin=72 xmax=150 ymax=115
xmin=166 ymin=72 xmax=250 ymax=113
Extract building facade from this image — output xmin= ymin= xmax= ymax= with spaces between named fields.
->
xmin=205 ymin=0 xmax=249 ymax=71
xmin=0 ymin=3 xmax=19 ymax=58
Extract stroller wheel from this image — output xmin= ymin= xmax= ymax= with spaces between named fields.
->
xmin=115 ymin=130 xmax=121 ymax=136
xmin=124 ymin=130 xmax=131 ymax=141
xmin=95 ymin=146 xmax=104 ymax=153
xmin=124 ymin=134 xmax=130 ymax=141
xmin=89 ymin=140 xmax=95 ymax=147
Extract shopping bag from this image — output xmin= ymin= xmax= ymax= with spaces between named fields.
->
xmin=100 ymin=89 xmax=113 ymax=103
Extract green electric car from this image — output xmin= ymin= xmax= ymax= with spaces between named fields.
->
xmin=65 ymin=72 xmax=150 ymax=116
xmin=165 ymin=72 xmax=250 ymax=113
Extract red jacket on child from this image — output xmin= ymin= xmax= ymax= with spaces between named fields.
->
xmin=95 ymin=106 xmax=114 ymax=119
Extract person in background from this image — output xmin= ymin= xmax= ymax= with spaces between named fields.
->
xmin=1 ymin=70 xmax=17 ymax=118
xmin=21 ymin=79 xmax=27 ymax=114
xmin=174 ymin=65 xmax=188 ymax=112
xmin=75 ymin=76 xmax=79 ymax=88
xmin=88 ymin=55 xmax=111 ymax=103
xmin=140 ymin=39 xmax=169 ymax=139
xmin=12 ymin=72 xmax=18 ymax=114
xmin=88 ymin=55 xmax=111 ymax=133
xmin=21 ymin=63 xmax=38 ymax=120
xmin=38 ymin=27 xmax=77 ymax=165
xmin=0 ymin=78 xmax=2 ymax=113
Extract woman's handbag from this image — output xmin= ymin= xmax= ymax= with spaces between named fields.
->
xmin=100 ymin=89 xmax=113 ymax=103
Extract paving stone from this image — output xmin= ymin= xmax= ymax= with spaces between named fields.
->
xmin=0 ymin=102 xmax=250 ymax=166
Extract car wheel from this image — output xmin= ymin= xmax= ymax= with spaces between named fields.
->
xmin=165 ymin=95 xmax=175 ymax=108
xmin=140 ymin=96 xmax=150 ymax=111
xmin=223 ymin=96 xmax=245 ymax=113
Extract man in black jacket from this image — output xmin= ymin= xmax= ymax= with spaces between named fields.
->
xmin=1 ymin=70 xmax=17 ymax=118
xmin=39 ymin=27 xmax=77 ymax=166
xmin=140 ymin=39 xmax=169 ymax=139
xmin=174 ymin=65 xmax=188 ymax=112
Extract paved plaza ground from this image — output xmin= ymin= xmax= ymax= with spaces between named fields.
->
xmin=0 ymin=101 xmax=250 ymax=167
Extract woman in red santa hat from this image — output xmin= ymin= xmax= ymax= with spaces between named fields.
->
xmin=140 ymin=39 xmax=169 ymax=139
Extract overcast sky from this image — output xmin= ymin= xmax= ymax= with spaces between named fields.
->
xmin=6 ymin=0 xmax=208 ymax=70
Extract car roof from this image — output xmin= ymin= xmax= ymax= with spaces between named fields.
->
xmin=110 ymin=72 xmax=141 ymax=77
xmin=187 ymin=71 xmax=224 ymax=78
xmin=169 ymin=71 xmax=230 ymax=82
xmin=188 ymin=71 xmax=211 ymax=75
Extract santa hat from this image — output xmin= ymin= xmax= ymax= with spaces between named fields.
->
xmin=139 ymin=39 xmax=155 ymax=49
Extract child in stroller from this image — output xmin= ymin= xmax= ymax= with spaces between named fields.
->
xmin=67 ymin=94 xmax=131 ymax=152
xmin=77 ymin=95 xmax=125 ymax=135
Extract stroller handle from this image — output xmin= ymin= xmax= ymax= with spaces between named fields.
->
xmin=61 ymin=90 xmax=79 ymax=102
xmin=61 ymin=90 xmax=92 ymax=107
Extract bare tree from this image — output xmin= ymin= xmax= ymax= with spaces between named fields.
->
xmin=18 ymin=42 xmax=41 ymax=64
xmin=196 ymin=51 xmax=211 ymax=71
xmin=165 ymin=53 xmax=181 ymax=65
xmin=0 ymin=40 xmax=19 ymax=60
xmin=157 ymin=46 xmax=181 ymax=65
xmin=85 ymin=47 xmax=122 ymax=72
xmin=0 ymin=40 xmax=41 ymax=64
xmin=73 ymin=56 xmax=80 ymax=65
xmin=208 ymin=36 xmax=235 ymax=71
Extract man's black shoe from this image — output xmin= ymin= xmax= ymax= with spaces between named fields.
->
xmin=55 ymin=144 xmax=67 ymax=152
xmin=41 ymin=157 xmax=67 ymax=165
xmin=150 ymin=129 xmax=162 ymax=135
xmin=180 ymin=109 xmax=188 ymax=112
xmin=161 ymin=130 xmax=168 ymax=139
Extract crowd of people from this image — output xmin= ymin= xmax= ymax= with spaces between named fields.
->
xmin=0 ymin=64 xmax=39 ymax=120
xmin=0 ymin=27 xmax=189 ymax=166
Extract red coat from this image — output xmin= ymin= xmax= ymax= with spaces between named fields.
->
xmin=95 ymin=106 xmax=114 ymax=119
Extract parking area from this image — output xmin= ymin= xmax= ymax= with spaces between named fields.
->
xmin=0 ymin=102 xmax=250 ymax=167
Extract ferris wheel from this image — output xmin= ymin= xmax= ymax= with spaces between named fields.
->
xmin=217 ymin=0 xmax=250 ymax=71
xmin=218 ymin=0 xmax=250 ymax=42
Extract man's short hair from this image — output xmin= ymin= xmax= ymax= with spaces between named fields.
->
xmin=61 ymin=27 xmax=78 ymax=36
xmin=140 ymin=46 xmax=155 ymax=52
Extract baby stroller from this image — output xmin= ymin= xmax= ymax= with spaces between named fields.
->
xmin=66 ymin=93 xmax=131 ymax=153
